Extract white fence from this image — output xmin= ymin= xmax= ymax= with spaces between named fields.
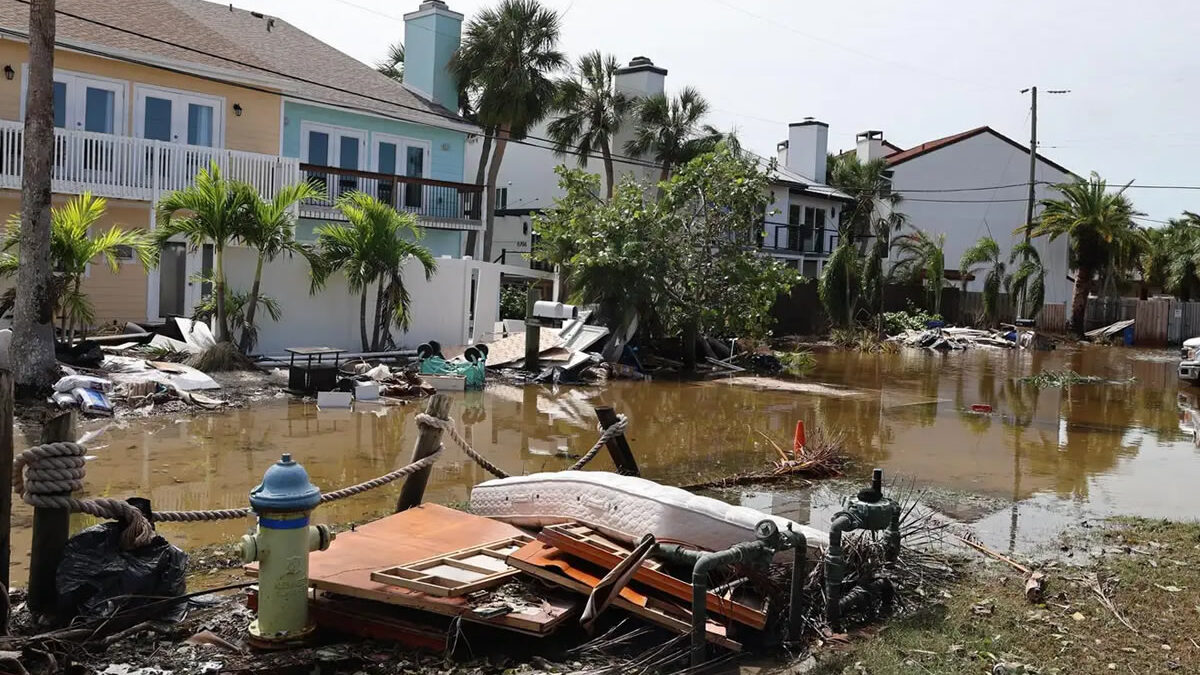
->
xmin=0 ymin=120 xmax=299 ymax=201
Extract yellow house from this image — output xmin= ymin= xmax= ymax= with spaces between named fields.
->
xmin=0 ymin=0 xmax=292 ymax=325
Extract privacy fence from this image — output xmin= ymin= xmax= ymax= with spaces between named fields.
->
xmin=771 ymin=285 xmax=1193 ymax=346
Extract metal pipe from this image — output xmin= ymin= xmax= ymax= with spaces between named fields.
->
xmin=788 ymin=531 xmax=807 ymax=641
xmin=825 ymin=513 xmax=855 ymax=632
xmin=689 ymin=540 xmax=767 ymax=669
xmin=837 ymin=577 xmax=894 ymax=617
xmin=886 ymin=504 xmax=902 ymax=563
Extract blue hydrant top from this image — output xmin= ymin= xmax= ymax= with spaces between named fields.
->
xmin=249 ymin=453 xmax=322 ymax=512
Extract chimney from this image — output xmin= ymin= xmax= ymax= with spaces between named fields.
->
xmin=856 ymin=130 xmax=886 ymax=162
xmin=403 ymin=0 xmax=463 ymax=110
xmin=776 ymin=140 xmax=788 ymax=166
xmin=787 ymin=118 xmax=828 ymax=184
xmin=614 ymin=56 xmax=667 ymax=100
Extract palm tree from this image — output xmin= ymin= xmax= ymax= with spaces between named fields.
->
xmin=239 ymin=180 xmax=326 ymax=353
xmin=625 ymin=87 xmax=724 ymax=187
xmin=547 ymin=51 xmax=632 ymax=199
xmin=376 ymin=42 xmax=404 ymax=82
xmin=2 ymin=193 xmax=156 ymax=341
xmin=1162 ymin=214 xmax=1200 ymax=300
xmin=818 ymin=241 xmax=861 ymax=328
xmin=1030 ymin=173 xmax=1143 ymax=335
xmin=452 ymin=0 xmax=565 ymax=262
xmin=1007 ymin=241 xmax=1046 ymax=319
xmin=155 ymin=163 xmax=258 ymax=343
xmin=960 ymin=236 xmax=1006 ymax=325
xmin=890 ymin=228 xmax=947 ymax=314
xmin=311 ymin=192 xmax=437 ymax=351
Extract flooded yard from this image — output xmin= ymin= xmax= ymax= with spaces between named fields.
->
xmin=12 ymin=344 xmax=1197 ymax=584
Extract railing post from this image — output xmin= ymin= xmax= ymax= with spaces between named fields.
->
xmin=27 ymin=411 xmax=76 ymax=617
xmin=0 ymin=370 xmax=12 ymax=609
xmin=524 ymin=285 xmax=541 ymax=372
xmin=595 ymin=405 xmax=639 ymax=476
xmin=396 ymin=394 xmax=451 ymax=512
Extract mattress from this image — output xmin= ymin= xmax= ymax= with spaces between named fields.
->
xmin=470 ymin=471 xmax=828 ymax=556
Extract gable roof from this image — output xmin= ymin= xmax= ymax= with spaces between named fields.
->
xmin=750 ymin=154 xmax=855 ymax=203
xmin=0 ymin=0 xmax=474 ymax=133
xmin=885 ymin=125 xmax=1074 ymax=176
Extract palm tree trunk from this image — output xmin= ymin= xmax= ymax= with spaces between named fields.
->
xmin=483 ymin=125 xmax=510 ymax=263
xmin=371 ymin=279 xmax=386 ymax=351
xmin=656 ymin=162 xmax=670 ymax=199
xmin=601 ymin=138 xmax=615 ymax=199
xmin=359 ymin=288 xmax=370 ymax=352
xmin=464 ymin=128 xmax=494 ymax=258
xmin=213 ymin=244 xmax=230 ymax=342
xmin=238 ymin=253 xmax=266 ymax=353
xmin=12 ymin=0 xmax=59 ymax=390
xmin=1069 ymin=266 xmax=1092 ymax=336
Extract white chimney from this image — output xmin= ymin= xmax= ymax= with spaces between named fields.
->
xmin=776 ymin=140 xmax=789 ymax=166
xmin=614 ymin=56 xmax=667 ymax=99
xmin=856 ymin=130 xmax=886 ymax=162
xmin=786 ymin=119 xmax=828 ymax=184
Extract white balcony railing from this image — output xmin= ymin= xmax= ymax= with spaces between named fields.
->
xmin=0 ymin=120 xmax=300 ymax=202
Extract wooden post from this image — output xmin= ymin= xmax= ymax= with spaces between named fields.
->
xmin=27 ymin=411 xmax=75 ymax=615
xmin=0 ymin=371 xmax=12 ymax=608
xmin=396 ymin=394 xmax=451 ymax=512
xmin=524 ymin=285 xmax=540 ymax=372
xmin=595 ymin=406 xmax=639 ymax=477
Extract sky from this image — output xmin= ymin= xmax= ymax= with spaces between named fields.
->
xmin=227 ymin=0 xmax=1200 ymax=223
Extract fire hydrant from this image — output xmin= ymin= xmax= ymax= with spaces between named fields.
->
xmin=240 ymin=453 xmax=334 ymax=645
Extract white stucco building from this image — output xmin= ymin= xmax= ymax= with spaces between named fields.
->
xmin=849 ymin=126 xmax=1075 ymax=306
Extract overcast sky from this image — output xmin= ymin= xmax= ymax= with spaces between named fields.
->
xmin=228 ymin=0 xmax=1199 ymax=222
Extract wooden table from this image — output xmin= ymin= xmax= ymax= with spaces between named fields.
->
xmin=285 ymin=346 xmax=346 ymax=393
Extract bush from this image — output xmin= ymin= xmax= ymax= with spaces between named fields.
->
xmin=776 ymin=350 xmax=816 ymax=378
xmin=881 ymin=303 xmax=943 ymax=334
xmin=499 ymin=283 xmax=528 ymax=320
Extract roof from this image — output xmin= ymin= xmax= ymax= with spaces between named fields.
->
xmin=751 ymin=153 xmax=855 ymax=203
xmin=884 ymin=125 xmax=1074 ymax=176
xmin=0 ymin=0 xmax=474 ymax=133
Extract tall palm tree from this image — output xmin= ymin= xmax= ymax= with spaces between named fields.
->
xmin=452 ymin=0 xmax=565 ymax=262
xmin=1007 ymin=241 xmax=1046 ymax=319
xmin=1030 ymin=173 xmax=1143 ymax=335
xmin=890 ymin=228 xmax=947 ymax=314
xmin=625 ymin=87 xmax=723 ymax=186
xmin=2 ymin=193 xmax=156 ymax=340
xmin=1162 ymin=214 xmax=1200 ymax=300
xmin=311 ymin=192 xmax=437 ymax=351
xmin=547 ymin=51 xmax=632 ymax=199
xmin=376 ymin=42 xmax=404 ymax=82
xmin=960 ymin=236 xmax=1006 ymax=325
xmin=239 ymin=180 xmax=325 ymax=353
xmin=155 ymin=163 xmax=258 ymax=343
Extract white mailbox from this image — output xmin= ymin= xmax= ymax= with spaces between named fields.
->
xmin=532 ymin=301 xmax=578 ymax=322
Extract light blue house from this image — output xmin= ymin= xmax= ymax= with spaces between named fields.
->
xmin=279 ymin=0 xmax=482 ymax=258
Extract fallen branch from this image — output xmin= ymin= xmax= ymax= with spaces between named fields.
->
xmin=1090 ymin=574 xmax=1139 ymax=635
xmin=950 ymin=533 xmax=1032 ymax=575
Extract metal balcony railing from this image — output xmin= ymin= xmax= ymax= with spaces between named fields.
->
xmin=299 ymin=163 xmax=484 ymax=229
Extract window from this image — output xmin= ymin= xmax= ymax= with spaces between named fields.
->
xmin=788 ymin=204 xmax=802 ymax=225
xmin=496 ymin=187 xmax=508 ymax=210
xmin=27 ymin=69 xmax=126 ymax=134
xmin=134 ymin=85 xmax=223 ymax=147
xmin=302 ymin=122 xmax=366 ymax=197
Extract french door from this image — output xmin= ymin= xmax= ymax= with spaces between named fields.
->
xmin=373 ymin=134 xmax=430 ymax=210
xmin=134 ymin=86 xmax=222 ymax=147
xmin=35 ymin=70 xmax=126 ymax=183
xmin=301 ymin=123 xmax=366 ymax=199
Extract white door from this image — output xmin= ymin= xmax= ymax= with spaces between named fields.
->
xmin=157 ymin=242 xmax=212 ymax=319
xmin=373 ymin=134 xmax=430 ymax=211
xmin=301 ymin=123 xmax=366 ymax=200
xmin=134 ymin=87 xmax=222 ymax=146
xmin=30 ymin=70 xmax=126 ymax=184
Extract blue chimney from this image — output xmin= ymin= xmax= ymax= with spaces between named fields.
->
xmin=403 ymin=0 xmax=463 ymax=111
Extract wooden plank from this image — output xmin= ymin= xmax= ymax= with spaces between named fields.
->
xmin=369 ymin=534 xmax=532 ymax=597
xmin=508 ymin=540 xmax=741 ymax=651
xmin=248 ymin=589 xmax=448 ymax=651
xmin=245 ymin=504 xmax=577 ymax=635
xmin=538 ymin=525 xmax=767 ymax=630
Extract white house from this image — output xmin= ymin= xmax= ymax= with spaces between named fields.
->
xmin=848 ymin=127 xmax=1075 ymax=306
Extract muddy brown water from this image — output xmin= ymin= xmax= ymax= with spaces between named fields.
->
xmin=10 ymin=344 xmax=1198 ymax=584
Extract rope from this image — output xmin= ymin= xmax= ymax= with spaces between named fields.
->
xmin=320 ymin=449 xmax=441 ymax=502
xmin=567 ymin=414 xmax=629 ymax=471
xmin=418 ymin=413 xmax=510 ymax=479
xmin=13 ymin=442 xmax=155 ymax=550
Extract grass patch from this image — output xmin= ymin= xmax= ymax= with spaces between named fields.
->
xmin=830 ymin=327 xmax=900 ymax=353
xmin=1019 ymin=369 xmax=1104 ymax=388
xmin=777 ymin=350 xmax=816 ymax=377
xmin=812 ymin=518 xmax=1200 ymax=674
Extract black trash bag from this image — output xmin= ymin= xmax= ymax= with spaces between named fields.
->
xmin=56 ymin=522 xmax=188 ymax=622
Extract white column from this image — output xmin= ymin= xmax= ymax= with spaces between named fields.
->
xmin=145 ymin=201 xmax=160 ymax=321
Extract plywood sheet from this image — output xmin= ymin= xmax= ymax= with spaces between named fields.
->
xmin=245 ymin=504 xmax=576 ymax=635
xmin=507 ymin=540 xmax=740 ymax=651
xmin=483 ymin=331 xmax=565 ymax=367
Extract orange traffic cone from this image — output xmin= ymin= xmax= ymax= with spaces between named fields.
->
xmin=793 ymin=420 xmax=806 ymax=456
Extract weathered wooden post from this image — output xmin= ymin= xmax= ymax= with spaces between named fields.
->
xmin=595 ymin=405 xmax=639 ymax=476
xmin=27 ymin=411 xmax=75 ymax=615
xmin=524 ymin=285 xmax=541 ymax=372
xmin=396 ymin=394 xmax=451 ymax=512
xmin=0 ymin=370 xmax=12 ymax=621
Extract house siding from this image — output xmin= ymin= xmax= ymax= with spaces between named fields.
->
xmin=0 ymin=38 xmax=281 ymax=154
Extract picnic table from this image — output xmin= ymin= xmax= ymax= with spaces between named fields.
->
xmin=285 ymin=346 xmax=346 ymax=393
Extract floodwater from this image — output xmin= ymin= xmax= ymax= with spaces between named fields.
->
xmin=11 ymin=344 xmax=1199 ymax=583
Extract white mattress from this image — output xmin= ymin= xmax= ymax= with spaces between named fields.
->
xmin=470 ymin=471 xmax=828 ymax=556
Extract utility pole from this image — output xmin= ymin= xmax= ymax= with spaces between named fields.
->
xmin=1023 ymin=86 xmax=1037 ymax=244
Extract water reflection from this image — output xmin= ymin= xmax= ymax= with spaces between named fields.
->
xmin=10 ymin=344 xmax=1199 ymax=582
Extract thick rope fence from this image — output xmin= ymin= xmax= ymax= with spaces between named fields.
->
xmin=12 ymin=410 xmax=629 ymax=550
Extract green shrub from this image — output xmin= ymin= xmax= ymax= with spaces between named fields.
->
xmin=499 ymin=283 xmax=528 ymax=320
xmin=881 ymin=302 xmax=943 ymax=334
xmin=776 ymin=350 xmax=815 ymax=377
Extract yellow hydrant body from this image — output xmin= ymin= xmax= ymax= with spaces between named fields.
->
xmin=240 ymin=453 xmax=333 ymax=646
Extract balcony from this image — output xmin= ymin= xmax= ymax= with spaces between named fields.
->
xmin=299 ymin=163 xmax=484 ymax=231
xmin=0 ymin=120 xmax=300 ymax=202
xmin=762 ymin=221 xmax=834 ymax=257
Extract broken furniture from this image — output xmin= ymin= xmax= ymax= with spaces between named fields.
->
xmin=285 ymin=346 xmax=346 ymax=394
xmin=370 ymin=535 xmax=531 ymax=597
